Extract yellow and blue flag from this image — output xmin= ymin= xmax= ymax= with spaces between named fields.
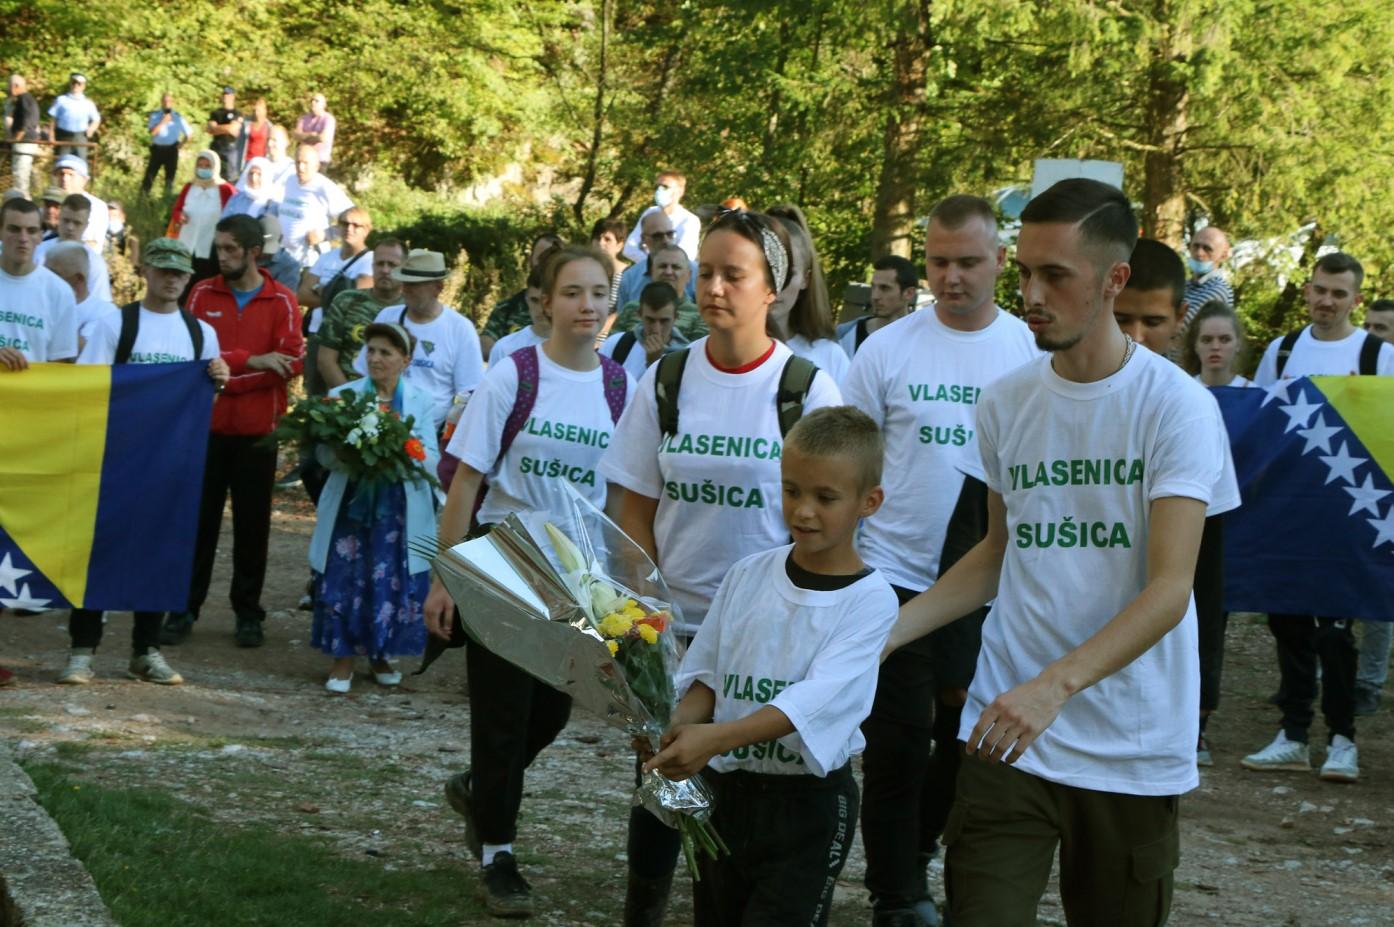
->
xmin=1215 ymin=376 xmax=1394 ymax=622
xmin=0 ymin=362 xmax=213 ymax=612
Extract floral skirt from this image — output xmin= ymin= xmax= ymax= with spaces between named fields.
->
xmin=312 ymin=482 xmax=428 ymax=659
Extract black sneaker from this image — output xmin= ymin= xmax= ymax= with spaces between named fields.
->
xmin=1354 ymin=686 xmax=1381 ymax=717
xmin=445 ymin=770 xmax=483 ymax=860
xmin=159 ymin=611 xmax=197 ymax=646
xmin=480 ymin=851 xmax=533 ymax=918
xmin=234 ymin=615 xmax=264 ymax=648
xmin=873 ymin=909 xmax=928 ymax=927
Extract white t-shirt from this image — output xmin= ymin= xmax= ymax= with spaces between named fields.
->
xmin=36 ymin=239 xmax=111 ymax=304
xmin=448 ymin=348 xmax=633 ymax=526
xmin=965 ymin=347 xmax=1236 ymax=796
xmin=488 ymin=324 xmax=548 ymax=368
xmin=75 ymin=295 xmax=118 ymax=339
xmin=597 ymin=328 xmax=655 ymax=382
xmin=677 ymin=546 xmax=897 ymax=776
xmin=276 ymin=174 xmax=354 ymax=266
xmin=1194 ymin=373 xmax=1257 ymax=388
xmin=309 ymin=247 xmax=372 ymax=289
xmin=81 ymin=193 xmax=109 ymax=250
xmin=786 ymin=334 xmax=851 ymax=386
xmin=0 ymin=264 xmax=79 ymax=361
xmin=842 ymin=309 xmax=1040 ymax=591
xmin=599 ymin=338 xmax=842 ymax=632
xmin=1253 ymin=326 xmax=1394 ymax=384
xmin=354 ymin=305 xmax=484 ymax=428
xmin=78 ymin=305 xmax=220 ymax=364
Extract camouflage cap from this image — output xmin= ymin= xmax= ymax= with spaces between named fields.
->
xmin=142 ymin=237 xmax=195 ymax=274
xmin=41 ymin=186 xmax=66 ymax=203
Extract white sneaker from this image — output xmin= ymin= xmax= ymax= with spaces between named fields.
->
xmin=372 ymin=663 xmax=401 ymax=686
xmin=325 ymin=673 xmax=353 ymax=694
xmin=58 ymin=649 xmax=96 ymax=685
xmin=1319 ymin=735 xmax=1359 ymax=783
xmin=127 ymin=650 xmax=184 ymax=685
xmin=1241 ymin=731 xmax=1311 ymax=771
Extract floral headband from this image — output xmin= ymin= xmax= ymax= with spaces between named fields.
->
xmin=714 ymin=207 xmax=790 ymax=292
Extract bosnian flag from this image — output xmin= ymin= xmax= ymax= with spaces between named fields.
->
xmin=1215 ymin=376 xmax=1394 ymax=622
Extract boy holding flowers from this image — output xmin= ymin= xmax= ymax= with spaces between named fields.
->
xmin=644 ymin=406 xmax=898 ymax=925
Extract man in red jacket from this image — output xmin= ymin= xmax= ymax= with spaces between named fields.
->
xmin=161 ymin=213 xmax=303 ymax=648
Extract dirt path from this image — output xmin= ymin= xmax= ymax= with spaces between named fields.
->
xmin=3 ymin=491 xmax=1393 ymax=925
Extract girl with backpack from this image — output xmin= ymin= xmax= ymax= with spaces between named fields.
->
xmin=422 ymin=244 xmax=633 ymax=918
xmin=598 ymin=209 xmax=842 ymax=924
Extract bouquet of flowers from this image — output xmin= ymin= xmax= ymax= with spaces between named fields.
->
xmin=271 ymin=389 xmax=435 ymax=489
xmin=424 ymin=482 xmax=727 ymax=877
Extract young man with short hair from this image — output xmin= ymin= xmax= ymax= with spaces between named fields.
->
xmin=844 ymin=194 xmax=1040 ymax=926
xmin=1245 ymin=252 xmax=1394 ymax=780
xmin=599 ymin=281 xmax=680 ymax=381
xmin=62 ymin=238 xmax=230 ymax=685
xmin=0 ymin=197 xmax=78 ymax=370
xmin=485 ymin=265 xmax=549 ymax=367
xmin=35 ymin=193 xmax=111 ymax=303
xmin=1362 ymin=298 xmax=1394 ymax=345
xmin=478 ymin=231 xmax=563 ymax=359
xmin=163 ymin=214 xmax=304 ymax=648
xmin=886 ymin=179 xmax=1236 ymax=925
xmin=838 ymin=255 xmax=917 ymax=360
xmin=1119 ymin=238 xmax=1241 ymax=767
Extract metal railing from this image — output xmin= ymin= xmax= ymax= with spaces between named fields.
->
xmin=2 ymin=138 xmax=102 ymax=194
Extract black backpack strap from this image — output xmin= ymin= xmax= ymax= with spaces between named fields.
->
xmin=775 ymin=354 xmax=819 ymax=438
xmin=399 ymin=307 xmax=409 ymax=325
xmin=654 ymin=348 xmax=690 ymax=439
xmin=1274 ymin=330 xmax=1302 ymax=379
xmin=180 ymin=308 xmax=204 ymax=359
xmin=855 ymin=316 xmax=871 ymax=350
xmin=1359 ymin=332 xmax=1383 ymax=375
xmin=612 ymin=330 xmax=638 ymax=365
xmin=114 ymin=301 xmax=142 ymax=365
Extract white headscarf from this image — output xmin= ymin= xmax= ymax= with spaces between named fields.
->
xmin=236 ymin=156 xmax=275 ymax=199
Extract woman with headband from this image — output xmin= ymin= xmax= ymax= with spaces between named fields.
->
xmin=600 ymin=209 xmax=843 ymax=923
xmin=310 ymin=322 xmax=438 ymax=694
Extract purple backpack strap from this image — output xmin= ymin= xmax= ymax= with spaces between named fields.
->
xmin=497 ymin=345 xmax=541 ymax=466
xmin=599 ymin=355 xmax=629 ymax=424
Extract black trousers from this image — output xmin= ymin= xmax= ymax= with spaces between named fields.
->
xmin=693 ymin=764 xmax=858 ymax=927
xmin=1195 ymin=516 xmax=1227 ymax=715
xmin=54 ymin=128 xmax=86 ymax=159
xmin=187 ymin=433 xmax=276 ymax=620
xmin=466 ymin=633 xmax=571 ymax=844
xmin=141 ymin=144 xmax=179 ymax=194
xmin=1269 ymin=614 xmax=1358 ymax=742
xmin=861 ymin=585 xmax=937 ymax=911
xmin=69 ymin=609 xmax=162 ymax=655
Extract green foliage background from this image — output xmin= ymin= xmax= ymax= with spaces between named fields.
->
xmin=6 ymin=0 xmax=1393 ymax=352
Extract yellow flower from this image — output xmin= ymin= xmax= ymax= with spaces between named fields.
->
xmin=598 ymin=612 xmax=634 ymax=638
xmin=621 ymin=601 xmax=646 ymax=620
xmin=606 ymin=640 xmax=619 ymax=656
xmin=637 ymin=624 xmax=659 ymax=645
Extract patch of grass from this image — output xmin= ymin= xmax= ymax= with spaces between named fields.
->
xmin=22 ymin=762 xmax=484 ymax=927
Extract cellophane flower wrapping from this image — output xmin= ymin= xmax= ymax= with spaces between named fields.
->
xmin=426 ymin=481 xmax=726 ymax=877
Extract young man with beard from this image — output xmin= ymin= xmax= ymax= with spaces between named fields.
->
xmin=885 ymin=179 xmax=1236 ymax=925
xmin=162 ymin=214 xmax=303 ymax=648
xmin=843 ymin=195 xmax=1039 ymax=927
xmin=839 ymin=255 xmax=918 ymax=359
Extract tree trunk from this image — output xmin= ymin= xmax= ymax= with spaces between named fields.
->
xmin=1140 ymin=11 xmax=1191 ymax=247
xmin=870 ymin=0 xmax=933 ymax=261
xmin=572 ymin=0 xmax=612 ymax=225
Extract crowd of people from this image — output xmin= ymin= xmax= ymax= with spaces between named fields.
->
xmin=4 ymin=74 xmax=1394 ymax=927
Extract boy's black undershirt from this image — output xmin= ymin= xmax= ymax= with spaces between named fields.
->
xmin=785 ymin=552 xmax=873 ymax=591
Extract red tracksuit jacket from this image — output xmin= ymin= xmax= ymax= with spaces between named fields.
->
xmin=188 ymin=269 xmax=305 ymax=436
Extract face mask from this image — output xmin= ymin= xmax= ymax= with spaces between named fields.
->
xmin=108 ymin=220 xmax=124 ymax=235
xmin=196 ymin=167 xmax=214 ymax=181
xmin=1187 ymin=256 xmax=1213 ymax=275
xmin=654 ymin=185 xmax=674 ymax=209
